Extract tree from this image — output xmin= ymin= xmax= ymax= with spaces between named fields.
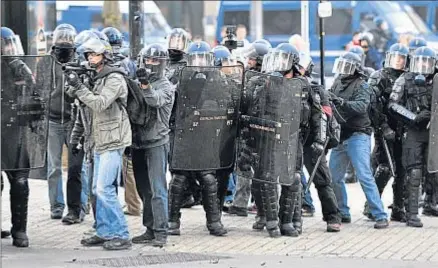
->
xmin=103 ymin=1 xmax=121 ymax=28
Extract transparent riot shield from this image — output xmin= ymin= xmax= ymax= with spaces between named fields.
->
xmin=236 ymin=70 xmax=302 ymax=185
xmin=1 ymin=55 xmax=54 ymax=171
xmin=170 ymin=65 xmax=244 ymax=171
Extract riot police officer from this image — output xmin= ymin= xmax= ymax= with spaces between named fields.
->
xmin=101 ymin=27 xmax=136 ymax=78
xmin=168 ymin=41 xmax=228 ymax=237
xmin=366 ymin=43 xmax=409 ymax=222
xmin=388 ymin=46 xmax=437 ymax=227
xmin=1 ymin=27 xmax=31 ymax=247
xmin=349 ymin=45 xmax=375 ymax=78
xmin=297 ymin=51 xmax=342 ymax=232
xmin=408 ymin=37 xmax=427 ymax=55
xmin=329 ymin=52 xmax=389 ymax=229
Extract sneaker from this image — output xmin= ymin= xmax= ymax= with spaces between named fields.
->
xmin=168 ymin=222 xmax=181 ymax=236
xmin=103 ymin=238 xmax=132 ymax=250
xmin=151 ymin=235 xmax=167 ymax=247
xmin=62 ymin=212 xmax=82 ymax=225
xmin=302 ymin=207 xmax=315 ymax=217
xmin=229 ymin=206 xmax=248 ymax=217
xmin=247 ymin=204 xmax=257 ymax=215
xmin=132 ymin=229 xmax=155 ymax=244
xmin=374 ymin=219 xmax=389 ymax=229
xmin=51 ymin=209 xmax=63 ymax=220
xmin=123 ymin=209 xmax=141 ymax=216
xmin=81 ymin=235 xmax=108 ymax=247
xmin=327 ymin=223 xmax=341 ymax=232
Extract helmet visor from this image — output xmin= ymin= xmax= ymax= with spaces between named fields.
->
xmin=384 ymin=52 xmax=407 ymax=70
xmin=261 ymin=50 xmax=294 ymax=73
xmin=332 ymin=58 xmax=357 ymax=75
xmin=53 ymin=28 xmax=76 ymax=47
xmin=168 ymin=34 xmax=188 ymax=51
xmin=187 ymin=52 xmax=213 ymax=66
xmin=1 ymin=34 xmax=24 ymax=56
xmin=409 ymin=55 xmax=436 ymax=74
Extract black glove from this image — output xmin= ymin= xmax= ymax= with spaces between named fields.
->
xmin=71 ymin=143 xmax=80 ymax=156
xmin=80 ymin=73 xmax=94 ymax=89
xmin=382 ymin=125 xmax=395 ymax=141
xmin=136 ymin=68 xmax=149 ymax=85
xmin=65 ymin=71 xmax=82 ymax=89
xmin=329 ymin=92 xmax=344 ymax=107
xmin=310 ymin=142 xmax=324 ymax=162
xmin=414 ymin=110 xmax=431 ymax=129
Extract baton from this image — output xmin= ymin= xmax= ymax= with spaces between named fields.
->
xmin=382 ymin=137 xmax=396 ymax=178
xmin=305 ymin=139 xmax=329 ymax=194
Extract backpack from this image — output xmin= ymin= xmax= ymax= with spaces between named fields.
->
xmin=103 ymin=70 xmax=149 ymax=125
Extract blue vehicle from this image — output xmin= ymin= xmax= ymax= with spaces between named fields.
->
xmin=56 ymin=1 xmax=171 ymax=46
xmin=216 ymin=1 xmax=438 ymax=75
xmin=405 ymin=1 xmax=438 ymax=32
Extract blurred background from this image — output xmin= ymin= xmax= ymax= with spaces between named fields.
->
xmin=2 ymin=0 xmax=438 ymax=76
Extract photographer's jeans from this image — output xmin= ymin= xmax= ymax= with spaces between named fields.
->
xmin=329 ymin=133 xmax=387 ymax=221
xmin=92 ymin=149 xmax=129 ymax=240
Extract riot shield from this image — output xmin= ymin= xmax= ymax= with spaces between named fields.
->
xmin=1 ymin=55 xmax=54 ymax=171
xmin=237 ymin=70 xmax=302 ymax=185
xmin=427 ymin=74 xmax=438 ymax=173
xmin=170 ymin=65 xmax=244 ymax=171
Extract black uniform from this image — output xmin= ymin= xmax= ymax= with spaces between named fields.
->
xmin=389 ymin=71 xmax=435 ymax=226
xmin=368 ymin=68 xmax=406 ymax=221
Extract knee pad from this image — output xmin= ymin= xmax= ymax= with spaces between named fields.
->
xmin=200 ymin=173 xmax=217 ymax=193
xmin=289 ymin=172 xmax=302 ymax=192
xmin=10 ymin=177 xmax=29 ymax=197
xmin=408 ymin=169 xmax=422 ymax=187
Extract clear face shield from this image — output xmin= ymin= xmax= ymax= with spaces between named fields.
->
xmin=332 ymin=57 xmax=357 ymax=75
xmin=52 ymin=28 xmax=76 ymax=47
xmin=409 ymin=55 xmax=436 ymax=75
xmin=187 ymin=52 xmax=213 ymax=67
xmin=261 ymin=51 xmax=294 ymax=74
xmin=1 ymin=34 xmax=24 ymax=56
xmin=168 ymin=34 xmax=188 ymax=52
xmin=220 ymin=57 xmax=241 ymax=75
xmin=384 ymin=52 xmax=407 ymax=70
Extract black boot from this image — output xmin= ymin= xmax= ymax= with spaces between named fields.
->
xmin=278 ymin=186 xmax=298 ymax=237
xmin=168 ymin=173 xmax=187 ymax=236
xmin=251 ymin=181 xmax=266 ymax=230
xmin=10 ymin=177 xmax=29 ymax=247
xmin=1 ymin=230 xmax=11 ymax=238
xmin=406 ymin=170 xmax=423 ymax=228
xmin=201 ymin=173 xmax=227 ymax=236
xmin=260 ymin=180 xmax=280 ymax=238
xmin=390 ymin=207 xmax=406 ymax=222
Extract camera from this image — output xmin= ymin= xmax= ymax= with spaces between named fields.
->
xmin=223 ymin=25 xmax=244 ymax=51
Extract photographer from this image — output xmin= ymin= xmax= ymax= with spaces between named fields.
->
xmin=130 ymin=44 xmax=174 ymax=247
xmin=65 ymin=38 xmax=132 ymax=250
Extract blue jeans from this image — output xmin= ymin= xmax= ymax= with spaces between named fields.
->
xmin=225 ymin=173 xmax=236 ymax=203
xmin=301 ymin=171 xmax=315 ymax=211
xmin=81 ymin=158 xmax=89 ymax=210
xmin=132 ymin=144 xmax=169 ymax=235
xmin=329 ymin=133 xmax=387 ymax=220
xmin=93 ymin=149 xmax=129 ymax=240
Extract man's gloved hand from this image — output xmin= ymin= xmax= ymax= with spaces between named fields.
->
xmin=80 ymin=74 xmax=94 ymax=89
xmin=329 ymin=92 xmax=344 ymax=107
xmin=65 ymin=71 xmax=82 ymax=89
xmin=136 ymin=68 xmax=149 ymax=85
xmin=71 ymin=143 xmax=80 ymax=156
xmin=382 ymin=125 xmax=395 ymax=141
xmin=414 ymin=110 xmax=431 ymax=129
xmin=310 ymin=142 xmax=324 ymax=162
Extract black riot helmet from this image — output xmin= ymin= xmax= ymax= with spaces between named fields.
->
xmin=138 ymin=43 xmax=168 ymax=79
xmin=238 ymin=41 xmax=271 ymax=71
xmin=384 ymin=43 xmax=409 ymax=71
xmin=332 ymin=52 xmax=362 ymax=76
xmin=348 ymin=45 xmax=366 ymax=66
xmin=408 ymin=37 xmax=427 ymax=55
xmin=52 ymin=24 xmax=77 ymax=63
xmin=409 ymin=46 xmax=437 ymax=75
xmin=261 ymin=42 xmax=300 ymax=74
xmin=167 ymin=28 xmax=190 ymax=54
xmin=101 ymin=27 xmax=123 ymax=51
xmin=1 ymin=27 xmax=24 ymax=56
